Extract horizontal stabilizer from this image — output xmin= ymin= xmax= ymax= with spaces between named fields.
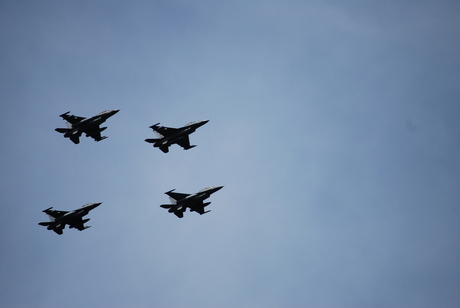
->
xmin=55 ymin=128 xmax=70 ymax=134
xmin=185 ymin=145 xmax=196 ymax=150
xmin=145 ymin=138 xmax=160 ymax=143
xmin=70 ymin=135 xmax=80 ymax=144
xmin=42 ymin=207 xmax=53 ymax=212
xmin=59 ymin=111 xmax=70 ymax=117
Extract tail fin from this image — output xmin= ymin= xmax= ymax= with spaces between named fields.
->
xmin=46 ymin=215 xmax=56 ymax=222
xmin=168 ymin=196 xmax=177 ymax=204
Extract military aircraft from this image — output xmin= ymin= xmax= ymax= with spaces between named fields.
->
xmin=160 ymin=186 xmax=223 ymax=218
xmin=55 ymin=109 xmax=120 ymax=144
xmin=38 ymin=203 xmax=101 ymax=235
xmin=145 ymin=120 xmax=209 ymax=153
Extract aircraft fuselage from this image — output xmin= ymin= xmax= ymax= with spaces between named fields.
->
xmin=155 ymin=125 xmax=198 ymax=148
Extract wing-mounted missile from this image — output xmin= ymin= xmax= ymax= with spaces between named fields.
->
xmin=160 ymin=204 xmax=173 ymax=209
xmin=149 ymin=123 xmax=161 ymax=130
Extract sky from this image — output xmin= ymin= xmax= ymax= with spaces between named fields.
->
xmin=1 ymin=1 xmax=459 ymax=307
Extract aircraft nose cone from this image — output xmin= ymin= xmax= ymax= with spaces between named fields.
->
xmin=213 ymin=186 xmax=224 ymax=192
xmin=112 ymin=109 xmax=120 ymax=114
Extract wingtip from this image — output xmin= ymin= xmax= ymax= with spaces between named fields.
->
xmin=149 ymin=123 xmax=161 ymax=129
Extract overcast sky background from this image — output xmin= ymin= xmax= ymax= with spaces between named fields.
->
xmin=1 ymin=1 xmax=459 ymax=307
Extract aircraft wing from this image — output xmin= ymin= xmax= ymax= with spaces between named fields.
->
xmin=165 ymin=191 xmax=190 ymax=202
xmin=153 ymin=126 xmax=179 ymax=137
xmin=176 ymin=136 xmax=193 ymax=150
xmin=68 ymin=218 xmax=86 ymax=231
xmin=190 ymin=200 xmax=209 ymax=215
xmin=44 ymin=209 xmax=69 ymax=218
xmin=60 ymin=112 xmax=85 ymax=124
xmin=84 ymin=127 xmax=106 ymax=142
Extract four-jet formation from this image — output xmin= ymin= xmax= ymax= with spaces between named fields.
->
xmin=38 ymin=203 xmax=101 ymax=235
xmin=160 ymin=186 xmax=223 ymax=218
xmin=45 ymin=113 xmax=220 ymax=233
xmin=55 ymin=109 xmax=120 ymax=144
xmin=145 ymin=120 xmax=209 ymax=153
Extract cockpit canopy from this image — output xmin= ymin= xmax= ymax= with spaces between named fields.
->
xmin=97 ymin=110 xmax=111 ymax=115
xmin=185 ymin=120 xmax=202 ymax=126
xmin=199 ymin=187 xmax=214 ymax=193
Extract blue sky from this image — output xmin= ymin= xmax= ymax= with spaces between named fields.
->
xmin=1 ymin=1 xmax=459 ymax=307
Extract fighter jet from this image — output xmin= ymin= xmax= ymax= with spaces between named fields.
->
xmin=145 ymin=120 xmax=209 ymax=153
xmin=160 ymin=186 xmax=223 ymax=218
xmin=38 ymin=202 xmax=101 ymax=235
xmin=55 ymin=109 xmax=120 ymax=144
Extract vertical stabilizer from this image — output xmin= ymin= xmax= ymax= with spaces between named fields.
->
xmin=46 ymin=215 xmax=55 ymax=222
xmin=168 ymin=196 xmax=177 ymax=204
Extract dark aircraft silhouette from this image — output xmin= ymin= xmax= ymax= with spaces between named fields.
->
xmin=55 ymin=109 xmax=119 ymax=144
xmin=38 ymin=203 xmax=101 ymax=235
xmin=145 ymin=120 xmax=209 ymax=153
xmin=160 ymin=186 xmax=223 ymax=218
